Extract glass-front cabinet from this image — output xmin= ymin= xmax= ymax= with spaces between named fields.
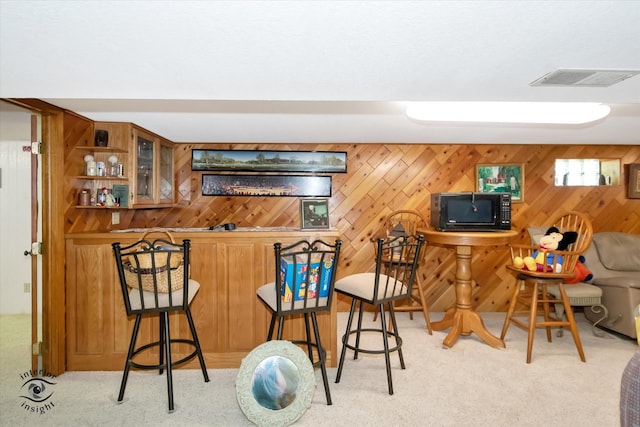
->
xmin=136 ymin=134 xmax=154 ymax=203
xmin=159 ymin=141 xmax=174 ymax=204
xmin=74 ymin=121 xmax=174 ymax=209
xmin=132 ymin=128 xmax=174 ymax=207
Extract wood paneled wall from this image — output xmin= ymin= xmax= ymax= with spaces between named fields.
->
xmin=64 ymin=113 xmax=640 ymax=312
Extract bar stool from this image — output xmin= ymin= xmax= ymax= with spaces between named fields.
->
xmin=501 ymin=212 xmax=593 ymax=363
xmin=112 ymin=232 xmax=209 ymax=412
xmin=335 ymin=234 xmax=424 ymax=394
xmin=256 ymin=239 xmax=342 ymax=405
xmin=373 ymin=210 xmax=433 ymax=334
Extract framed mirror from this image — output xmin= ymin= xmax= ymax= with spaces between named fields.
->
xmin=555 ymin=159 xmax=621 ymax=186
xmin=236 ymin=340 xmax=316 ymax=426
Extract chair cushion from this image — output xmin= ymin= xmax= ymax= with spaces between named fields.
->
xmin=593 ymin=232 xmax=640 ymax=272
xmin=334 ymin=273 xmax=407 ymax=302
xmin=256 ymin=282 xmax=330 ymax=311
xmin=546 ymin=283 xmax=602 ymax=306
xmin=128 ymin=279 xmax=200 ymax=310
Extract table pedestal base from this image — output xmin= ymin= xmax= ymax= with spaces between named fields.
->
xmin=416 ymin=228 xmax=517 ymax=349
xmin=431 ymin=307 xmax=505 ymax=349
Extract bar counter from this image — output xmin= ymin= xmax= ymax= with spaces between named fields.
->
xmin=64 ymin=228 xmax=340 ymax=371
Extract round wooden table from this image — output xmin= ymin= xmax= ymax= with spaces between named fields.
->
xmin=417 ymin=228 xmax=517 ymax=349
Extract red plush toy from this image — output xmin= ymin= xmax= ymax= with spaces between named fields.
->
xmin=565 ymin=255 xmax=593 ymax=284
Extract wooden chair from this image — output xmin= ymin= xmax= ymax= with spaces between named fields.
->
xmin=256 ymin=239 xmax=342 ymax=405
xmin=500 ymin=212 xmax=593 ymax=363
xmin=335 ymin=234 xmax=424 ymax=395
xmin=112 ymin=233 xmax=209 ymax=412
xmin=526 ymin=226 xmax=606 ymax=338
xmin=372 ymin=210 xmax=432 ymax=334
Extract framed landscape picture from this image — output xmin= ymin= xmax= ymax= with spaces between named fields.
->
xmin=476 ymin=163 xmax=524 ymax=202
xmin=202 ymin=174 xmax=332 ymax=197
xmin=192 ymin=150 xmax=347 ymax=173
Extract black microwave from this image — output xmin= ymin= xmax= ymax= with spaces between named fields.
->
xmin=430 ymin=192 xmax=511 ymax=231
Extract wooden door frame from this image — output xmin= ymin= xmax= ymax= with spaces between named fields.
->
xmin=6 ymin=99 xmax=67 ymax=375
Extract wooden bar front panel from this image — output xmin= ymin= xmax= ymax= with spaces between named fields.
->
xmin=65 ymin=229 xmax=340 ymax=371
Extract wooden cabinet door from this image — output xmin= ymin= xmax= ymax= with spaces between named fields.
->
xmin=130 ymin=127 xmax=174 ymax=207
xmin=131 ymin=129 xmax=156 ymax=207
xmin=158 ymin=139 xmax=174 ymax=206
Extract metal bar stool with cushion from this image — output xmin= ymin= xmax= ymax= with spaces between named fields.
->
xmin=335 ymin=234 xmax=424 ymax=395
xmin=372 ymin=210 xmax=433 ymax=334
xmin=500 ymin=212 xmax=593 ymax=363
xmin=112 ymin=233 xmax=209 ymax=412
xmin=256 ymin=239 xmax=342 ymax=405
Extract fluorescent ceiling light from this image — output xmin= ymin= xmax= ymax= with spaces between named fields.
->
xmin=406 ymin=102 xmax=611 ymax=124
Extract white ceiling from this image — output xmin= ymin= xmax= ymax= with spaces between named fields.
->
xmin=1 ymin=1 xmax=639 ymax=145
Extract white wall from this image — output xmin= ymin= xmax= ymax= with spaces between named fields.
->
xmin=0 ymin=105 xmax=32 ymax=314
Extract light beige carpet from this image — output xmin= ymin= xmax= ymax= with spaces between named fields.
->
xmin=1 ymin=312 xmax=637 ymax=426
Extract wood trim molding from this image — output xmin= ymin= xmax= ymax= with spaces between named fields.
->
xmin=40 ymin=110 xmax=67 ymax=375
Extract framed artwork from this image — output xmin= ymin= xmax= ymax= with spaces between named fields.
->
xmin=300 ymin=199 xmax=330 ymax=229
xmin=235 ymin=341 xmax=315 ymax=426
xmin=111 ymin=184 xmax=129 ymax=207
xmin=192 ymin=150 xmax=347 ymax=173
xmin=476 ymin=163 xmax=524 ymax=202
xmin=628 ymin=163 xmax=640 ymax=199
xmin=202 ymin=174 xmax=332 ymax=197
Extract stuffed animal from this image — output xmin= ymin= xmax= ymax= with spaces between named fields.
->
xmin=565 ymin=255 xmax=593 ymax=284
xmin=513 ymin=226 xmax=578 ymax=273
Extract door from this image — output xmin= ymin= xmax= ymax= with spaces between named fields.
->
xmin=28 ymin=114 xmax=42 ymax=371
xmin=0 ymin=101 xmax=39 ymax=370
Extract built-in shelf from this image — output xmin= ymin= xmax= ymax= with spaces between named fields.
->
xmin=74 ymin=176 xmax=128 ymax=180
xmin=75 ymin=206 xmax=124 ymax=209
xmin=71 ymin=122 xmax=174 ymax=209
xmin=74 ymin=146 xmax=128 ymax=154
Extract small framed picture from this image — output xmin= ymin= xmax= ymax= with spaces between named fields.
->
xmin=300 ymin=199 xmax=330 ymax=229
xmin=476 ymin=163 xmax=525 ymax=203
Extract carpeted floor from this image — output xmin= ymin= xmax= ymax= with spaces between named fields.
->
xmin=1 ymin=312 xmax=637 ymax=426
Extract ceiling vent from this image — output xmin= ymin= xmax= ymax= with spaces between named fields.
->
xmin=530 ymin=69 xmax=640 ymax=87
